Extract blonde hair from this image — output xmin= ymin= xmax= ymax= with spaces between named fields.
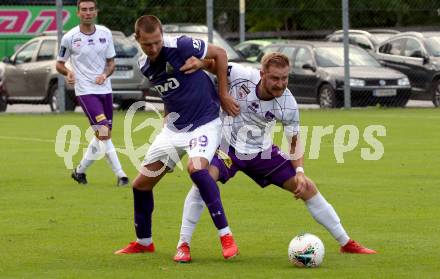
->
xmin=261 ymin=52 xmax=290 ymax=71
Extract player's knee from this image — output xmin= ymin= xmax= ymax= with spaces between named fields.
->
xmin=95 ymin=125 xmax=111 ymax=140
xmin=301 ymin=178 xmax=318 ymax=200
xmin=187 ymin=158 xmax=209 ymax=174
xmin=132 ymin=178 xmax=153 ymax=191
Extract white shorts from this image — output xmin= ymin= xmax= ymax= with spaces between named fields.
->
xmin=142 ymin=118 xmax=222 ymax=170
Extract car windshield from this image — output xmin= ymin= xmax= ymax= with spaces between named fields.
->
xmin=425 ymin=36 xmax=440 ymax=57
xmin=315 ymin=46 xmax=381 ymax=67
xmin=164 ymin=32 xmax=241 ymax=60
xmin=113 ymin=35 xmax=138 ymax=58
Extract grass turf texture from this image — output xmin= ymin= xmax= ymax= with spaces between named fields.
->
xmin=0 ymin=108 xmax=439 ymax=278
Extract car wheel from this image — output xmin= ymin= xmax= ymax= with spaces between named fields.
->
xmin=391 ymin=96 xmax=410 ymax=107
xmin=49 ymin=83 xmax=76 ymax=112
xmin=0 ymin=90 xmax=7 ymax=112
xmin=318 ymin=84 xmax=338 ymax=108
xmin=432 ymin=79 xmax=440 ymax=107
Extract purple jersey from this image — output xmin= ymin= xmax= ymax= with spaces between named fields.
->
xmin=139 ymin=36 xmax=220 ymax=131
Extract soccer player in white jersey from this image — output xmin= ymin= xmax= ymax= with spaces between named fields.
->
xmin=56 ymin=0 xmax=129 ymax=186
xmin=114 ymin=15 xmax=240 ymax=260
xmin=172 ymin=52 xmax=377 ymax=263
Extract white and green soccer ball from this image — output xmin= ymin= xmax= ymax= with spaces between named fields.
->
xmin=288 ymin=233 xmax=325 ymax=267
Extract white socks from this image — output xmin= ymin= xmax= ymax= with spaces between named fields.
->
xmin=177 ymin=187 xmax=350 ymax=248
xmin=305 ymin=193 xmax=350 ymax=246
xmin=76 ymin=137 xmax=126 ymax=178
xmin=136 ymin=237 xmax=152 ymax=246
xmin=103 ymin=139 xmax=127 ymax=178
xmin=77 ymin=137 xmax=102 ymax=173
xmin=177 ymin=185 xmax=233 ymax=248
xmin=178 ymin=185 xmax=206 ymax=247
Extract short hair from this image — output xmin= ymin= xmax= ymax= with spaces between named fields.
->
xmin=261 ymin=52 xmax=290 ymax=71
xmin=77 ymin=0 xmax=97 ymax=10
xmin=135 ymin=15 xmax=163 ymax=38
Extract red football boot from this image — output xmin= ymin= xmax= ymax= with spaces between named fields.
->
xmin=340 ymin=239 xmax=377 ymax=254
xmin=173 ymin=242 xmax=191 ymax=263
xmin=114 ymin=241 xmax=155 ymax=255
xmin=220 ymin=234 xmax=239 ymax=259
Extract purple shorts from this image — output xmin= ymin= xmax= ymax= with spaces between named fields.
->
xmin=211 ymin=145 xmax=296 ymax=188
xmin=77 ymin=93 xmax=113 ymax=130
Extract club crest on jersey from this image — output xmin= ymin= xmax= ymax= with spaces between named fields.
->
xmin=248 ymin=102 xmax=259 ymax=112
xmin=238 ymin=84 xmax=250 ymax=99
xmin=99 ymin=38 xmax=106 ymax=43
xmin=192 ymin=39 xmax=202 ymax=51
xmin=166 ymin=62 xmax=174 ymax=74
xmin=264 ymin=111 xmax=275 ymax=121
xmin=73 ymin=38 xmax=81 ymax=48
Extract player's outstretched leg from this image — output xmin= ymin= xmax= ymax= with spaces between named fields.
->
xmin=114 ymin=188 xmax=155 ymax=254
xmin=174 ymin=186 xmax=205 ymax=262
xmin=115 ymin=163 xmax=165 ymax=255
xmin=102 ymin=139 xmax=129 ymax=186
xmin=190 ymin=169 xmax=239 ymax=259
xmin=285 ymin=176 xmax=377 ymax=254
xmin=72 ymin=137 xmax=103 ymax=184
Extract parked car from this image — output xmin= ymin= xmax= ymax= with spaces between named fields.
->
xmin=375 ymin=31 xmax=440 ymax=107
xmin=327 ymin=29 xmax=400 ymax=53
xmin=234 ymin=39 xmax=286 ymax=62
xmin=0 ymin=30 xmax=149 ymax=112
xmin=258 ymin=41 xmax=412 ymax=108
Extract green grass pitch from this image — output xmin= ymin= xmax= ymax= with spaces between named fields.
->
xmin=0 ymin=108 xmax=439 ymax=278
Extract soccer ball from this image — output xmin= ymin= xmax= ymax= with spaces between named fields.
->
xmin=288 ymin=233 xmax=325 ymax=267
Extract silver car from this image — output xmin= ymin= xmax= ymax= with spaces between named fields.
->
xmin=0 ymin=31 xmax=149 ymax=112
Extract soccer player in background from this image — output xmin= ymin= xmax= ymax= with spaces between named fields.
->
xmin=114 ymin=15 xmax=241 ymax=260
xmin=172 ymin=52 xmax=377 ymax=263
xmin=56 ymin=0 xmax=129 ymax=186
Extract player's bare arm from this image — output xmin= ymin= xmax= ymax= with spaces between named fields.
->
xmin=205 ymin=44 xmax=240 ymax=116
xmin=96 ymin=58 xmax=115 ymax=85
xmin=290 ymin=134 xmax=307 ymax=199
xmin=56 ymin=61 xmax=75 ymax=85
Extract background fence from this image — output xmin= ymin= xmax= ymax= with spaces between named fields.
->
xmin=1 ymin=0 xmax=439 ymax=109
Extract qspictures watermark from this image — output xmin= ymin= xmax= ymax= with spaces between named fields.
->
xmin=54 ymin=101 xmax=386 ymax=171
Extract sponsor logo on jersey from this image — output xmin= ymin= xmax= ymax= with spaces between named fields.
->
xmin=165 ymin=62 xmax=174 ymax=74
xmin=73 ymin=38 xmax=81 ymax=48
xmin=192 ymin=39 xmax=202 ymax=51
xmin=153 ymin=77 xmax=180 ymax=95
xmin=238 ymin=84 xmax=250 ymax=99
xmin=87 ymin=38 xmax=94 ymax=45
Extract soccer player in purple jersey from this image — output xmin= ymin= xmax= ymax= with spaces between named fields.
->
xmin=114 ymin=15 xmax=240 ymax=260
xmin=172 ymin=52 xmax=376 ymax=262
xmin=56 ymin=0 xmax=129 ymax=186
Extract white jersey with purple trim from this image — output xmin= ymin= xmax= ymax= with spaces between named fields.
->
xmin=223 ymin=63 xmax=300 ymax=154
xmin=57 ymin=25 xmax=116 ymax=96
